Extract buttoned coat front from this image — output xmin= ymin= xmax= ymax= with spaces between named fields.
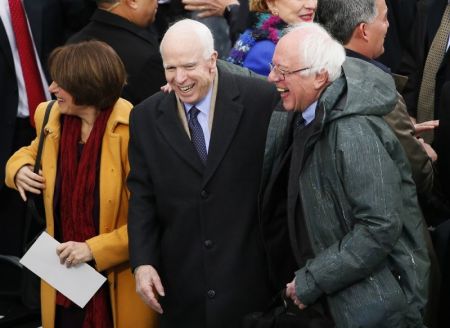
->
xmin=5 ymin=99 xmax=156 ymax=328
xmin=127 ymin=69 xmax=279 ymax=328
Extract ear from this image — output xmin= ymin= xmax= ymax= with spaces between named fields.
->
xmin=266 ymin=0 xmax=278 ymax=15
xmin=355 ymin=22 xmax=370 ymax=42
xmin=125 ymin=0 xmax=138 ymax=10
xmin=313 ymin=70 xmax=329 ymax=90
xmin=209 ymin=51 xmax=218 ymax=71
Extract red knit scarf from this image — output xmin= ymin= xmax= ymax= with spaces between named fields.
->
xmin=56 ymin=108 xmax=113 ymax=328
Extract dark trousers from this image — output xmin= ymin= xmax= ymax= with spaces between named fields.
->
xmin=0 ymin=118 xmax=36 ymax=256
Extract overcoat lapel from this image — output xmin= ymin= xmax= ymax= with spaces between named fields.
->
xmin=156 ymin=94 xmax=205 ymax=174
xmin=202 ymin=72 xmax=243 ymax=186
xmin=0 ymin=20 xmax=14 ymax=71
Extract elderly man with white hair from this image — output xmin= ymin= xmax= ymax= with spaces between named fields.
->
xmin=260 ymin=22 xmax=430 ymax=327
xmin=127 ymin=19 xmax=279 ymax=328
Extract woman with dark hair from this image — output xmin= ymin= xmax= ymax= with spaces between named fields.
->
xmin=5 ymin=40 xmax=156 ymax=328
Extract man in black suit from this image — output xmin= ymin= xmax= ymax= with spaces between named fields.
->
xmin=0 ymin=0 xmax=94 ymax=257
xmin=69 ymin=0 xmax=166 ymax=105
xmin=401 ymin=1 xmax=450 ymax=325
xmin=127 ymin=18 xmax=279 ymax=328
xmin=402 ymin=0 xmax=450 ymax=206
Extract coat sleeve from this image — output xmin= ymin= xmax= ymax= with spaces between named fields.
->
xmin=295 ymin=117 xmax=405 ymax=305
xmin=5 ymin=102 xmax=47 ymax=189
xmin=383 ymin=94 xmax=434 ymax=195
xmin=85 ymin=225 xmax=129 ymax=272
xmin=127 ymin=106 xmax=161 ymax=271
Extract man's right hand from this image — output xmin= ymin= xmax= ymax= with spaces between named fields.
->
xmin=134 ymin=265 xmax=165 ymax=314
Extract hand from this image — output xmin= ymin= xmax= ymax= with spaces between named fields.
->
xmin=414 ymin=120 xmax=439 ymax=135
xmin=134 ymin=265 xmax=165 ymax=314
xmin=182 ymin=0 xmax=238 ymax=18
xmin=418 ymin=138 xmax=438 ymax=162
xmin=160 ymin=83 xmax=172 ymax=93
xmin=56 ymin=241 xmax=93 ymax=268
xmin=15 ymin=165 xmax=45 ymax=201
xmin=286 ymin=279 xmax=307 ymax=310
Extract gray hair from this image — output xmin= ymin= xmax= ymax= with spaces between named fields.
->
xmin=316 ymin=0 xmax=378 ymax=44
xmin=285 ymin=22 xmax=345 ymax=82
xmin=160 ymin=19 xmax=215 ymax=60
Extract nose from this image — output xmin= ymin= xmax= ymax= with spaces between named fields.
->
xmin=48 ymin=81 xmax=58 ymax=93
xmin=306 ymin=0 xmax=317 ymax=9
xmin=268 ymin=69 xmax=280 ymax=83
xmin=175 ymin=68 xmax=187 ymax=83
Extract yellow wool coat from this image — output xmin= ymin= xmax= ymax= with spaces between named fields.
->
xmin=5 ymin=99 xmax=157 ymax=328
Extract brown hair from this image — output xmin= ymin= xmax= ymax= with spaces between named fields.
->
xmin=250 ymin=0 xmax=270 ymax=12
xmin=48 ymin=40 xmax=126 ymax=110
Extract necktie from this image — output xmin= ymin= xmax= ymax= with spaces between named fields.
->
xmin=417 ymin=4 xmax=450 ymax=143
xmin=188 ymin=106 xmax=207 ymax=164
xmin=9 ymin=0 xmax=46 ymax=127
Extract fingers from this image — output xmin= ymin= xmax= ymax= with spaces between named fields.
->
xmin=17 ymin=186 xmax=27 ymax=202
xmin=56 ymin=241 xmax=93 ymax=268
xmin=15 ymin=165 xmax=45 ymax=195
xmin=414 ymin=120 xmax=440 ymax=134
xmin=135 ymin=265 xmax=165 ymax=314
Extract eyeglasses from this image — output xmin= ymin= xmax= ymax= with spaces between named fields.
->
xmin=269 ymin=63 xmax=311 ymax=81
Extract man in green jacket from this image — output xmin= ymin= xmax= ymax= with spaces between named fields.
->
xmin=261 ymin=22 xmax=430 ymax=327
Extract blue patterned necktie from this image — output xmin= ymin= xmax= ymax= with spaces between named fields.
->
xmin=188 ymin=106 xmax=207 ymax=164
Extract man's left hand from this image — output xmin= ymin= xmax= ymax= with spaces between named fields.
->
xmin=182 ymin=0 xmax=238 ymax=18
xmin=286 ymin=279 xmax=307 ymax=310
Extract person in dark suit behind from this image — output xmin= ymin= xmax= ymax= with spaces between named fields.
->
xmin=127 ymin=18 xmax=279 ymax=328
xmin=68 ymin=0 xmax=166 ymax=106
xmin=401 ymin=0 xmax=450 ymax=207
xmin=0 ymin=0 xmax=94 ymax=258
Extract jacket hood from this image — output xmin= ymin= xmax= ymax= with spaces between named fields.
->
xmin=319 ymin=57 xmax=397 ymax=123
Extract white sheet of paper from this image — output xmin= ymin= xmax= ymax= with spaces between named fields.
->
xmin=20 ymin=232 xmax=107 ymax=308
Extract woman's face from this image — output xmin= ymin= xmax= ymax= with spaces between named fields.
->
xmin=267 ymin=0 xmax=317 ymax=25
xmin=48 ymin=81 xmax=86 ymax=116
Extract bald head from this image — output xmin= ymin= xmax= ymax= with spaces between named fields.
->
xmin=160 ymin=19 xmax=215 ymax=62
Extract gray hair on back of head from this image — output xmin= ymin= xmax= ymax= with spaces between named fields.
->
xmin=316 ymin=0 xmax=378 ymax=44
xmin=285 ymin=22 xmax=345 ymax=82
xmin=160 ymin=19 xmax=215 ymax=60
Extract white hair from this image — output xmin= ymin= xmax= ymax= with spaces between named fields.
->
xmin=285 ymin=22 xmax=346 ymax=82
xmin=160 ymin=19 xmax=215 ymax=60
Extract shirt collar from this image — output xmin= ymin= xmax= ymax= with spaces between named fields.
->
xmin=302 ymin=101 xmax=317 ymax=125
xmin=184 ymin=85 xmax=214 ymax=116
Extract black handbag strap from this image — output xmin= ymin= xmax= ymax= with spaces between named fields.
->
xmin=33 ymin=100 xmax=55 ymax=173
xmin=23 ymin=100 xmax=55 ymax=252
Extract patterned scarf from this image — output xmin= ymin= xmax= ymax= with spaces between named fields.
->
xmin=227 ymin=13 xmax=287 ymax=66
xmin=56 ymin=108 xmax=113 ymax=328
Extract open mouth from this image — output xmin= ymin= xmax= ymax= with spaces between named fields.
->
xmin=299 ymin=13 xmax=314 ymax=22
xmin=277 ymin=87 xmax=289 ymax=94
xmin=179 ymin=84 xmax=195 ymax=93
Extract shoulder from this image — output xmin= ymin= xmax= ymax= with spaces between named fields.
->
xmin=243 ymin=40 xmax=275 ymax=76
xmin=130 ymin=91 xmax=172 ymax=120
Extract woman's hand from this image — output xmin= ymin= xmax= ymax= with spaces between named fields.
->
xmin=56 ymin=241 xmax=93 ymax=268
xmin=15 ymin=165 xmax=45 ymax=201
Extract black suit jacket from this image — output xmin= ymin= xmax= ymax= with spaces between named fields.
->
xmin=128 ymin=69 xmax=279 ymax=328
xmin=0 ymin=0 xmax=94 ymax=188
xmin=68 ymin=9 xmax=166 ymax=106
xmin=400 ymin=0 xmax=450 ymax=203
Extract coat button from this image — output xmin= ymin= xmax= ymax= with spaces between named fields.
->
xmin=207 ymin=290 xmax=216 ymax=299
xmin=204 ymin=240 xmax=214 ymax=249
xmin=201 ymin=190 xmax=209 ymax=199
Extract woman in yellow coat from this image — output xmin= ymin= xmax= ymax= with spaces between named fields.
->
xmin=5 ymin=41 xmax=157 ymax=328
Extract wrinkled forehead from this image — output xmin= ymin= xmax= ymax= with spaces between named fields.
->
xmin=273 ymin=35 xmax=303 ymax=68
xmin=161 ymin=33 xmax=204 ymax=63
